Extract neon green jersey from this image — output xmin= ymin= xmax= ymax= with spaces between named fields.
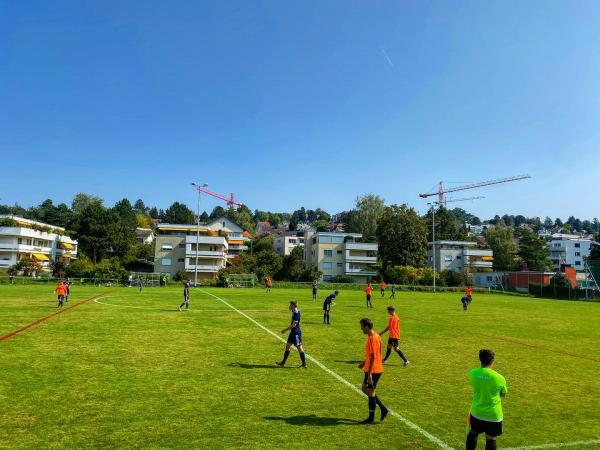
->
xmin=469 ymin=367 xmax=507 ymax=421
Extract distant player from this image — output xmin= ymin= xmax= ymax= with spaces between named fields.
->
xmin=389 ymin=283 xmax=396 ymax=299
xmin=64 ymin=278 xmax=71 ymax=303
xmin=466 ymin=349 xmax=507 ymax=450
xmin=179 ymin=280 xmax=191 ymax=311
xmin=358 ymin=318 xmax=388 ymax=424
xmin=312 ymin=280 xmax=318 ymax=302
xmin=276 ymin=300 xmax=307 ymax=368
xmin=466 ymin=286 xmax=473 ymax=303
xmin=380 ymin=306 xmax=409 ymax=366
xmin=364 ymin=283 xmax=373 ymax=308
xmin=265 ymin=277 xmax=272 ymax=293
xmin=461 ymin=295 xmax=471 ymax=311
xmin=55 ymin=281 xmax=67 ymax=308
xmin=380 ymin=281 xmax=387 ymax=298
xmin=139 ymin=276 xmax=144 ymax=293
xmin=322 ymin=291 xmax=339 ymax=325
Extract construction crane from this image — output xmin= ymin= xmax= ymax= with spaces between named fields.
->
xmin=191 ymin=183 xmax=244 ymax=208
xmin=419 ymin=175 xmax=531 ymax=207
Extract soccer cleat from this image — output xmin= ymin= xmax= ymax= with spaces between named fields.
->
xmin=404 ymin=360 xmax=410 ymax=367
xmin=359 ymin=417 xmax=376 ymax=425
xmin=299 ymin=365 xmax=308 ymax=369
xmin=380 ymin=408 xmax=389 ymax=422
xmin=178 ymin=306 xmax=181 ymax=311
xmin=275 ymin=361 xmax=285 ymax=367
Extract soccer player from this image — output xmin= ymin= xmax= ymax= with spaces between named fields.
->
xmin=265 ymin=277 xmax=272 ymax=293
xmin=179 ymin=280 xmax=191 ymax=311
xmin=55 ymin=281 xmax=67 ymax=308
xmin=312 ymin=280 xmax=318 ymax=302
xmin=322 ymin=290 xmax=339 ymax=324
xmin=466 ymin=349 xmax=507 ymax=450
xmin=276 ymin=300 xmax=307 ymax=368
xmin=64 ymin=278 xmax=71 ymax=303
xmin=364 ymin=283 xmax=373 ymax=308
xmin=466 ymin=286 xmax=473 ymax=304
xmin=358 ymin=318 xmax=388 ymax=424
xmin=380 ymin=306 xmax=409 ymax=366
xmin=380 ymin=281 xmax=387 ymax=298
xmin=461 ymin=295 xmax=471 ymax=311
xmin=389 ymin=283 xmax=396 ymax=299
xmin=139 ymin=276 xmax=144 ymax=292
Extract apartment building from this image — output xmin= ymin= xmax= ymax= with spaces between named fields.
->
xmin=135 ymin=227 xmax=155 ymax=244
xmin=0 ymin=215 xmax=78 ymax=272
xmin=547 ymin=233 xmax=593 ymax=272
xmin=153 ymin=216 xmax=249 ymax=279
xmin=304 ymin=232 xmax=378 ymax=283
xmin=273 ymin=232 xmax=305 ymax=256
xmin=428 ymin=240 xmax=493 ymax=272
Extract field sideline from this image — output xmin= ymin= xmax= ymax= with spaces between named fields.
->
xmin=0 ymin=285 xmax=599 ymax=449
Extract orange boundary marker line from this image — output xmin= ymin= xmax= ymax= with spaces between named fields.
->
xmin=0 ymin=294 xmax=103 ymax=343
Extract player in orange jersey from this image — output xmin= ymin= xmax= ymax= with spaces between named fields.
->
xmin=380 ymin=306 xmax=409 ymax=366
xmin=358 ymin=318 xmax=388 ymax=424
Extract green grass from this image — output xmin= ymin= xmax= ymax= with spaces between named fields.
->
xmin=0 ymin=285 xmax=599 ymax=449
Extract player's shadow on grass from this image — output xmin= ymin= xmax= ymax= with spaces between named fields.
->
xmin=334 ymin=360 xmax=363 ymax=364
xmin=228 ymin=362 xmax=283 ymax=369
xmin=265 ymin=415 xmax=361 ymax=426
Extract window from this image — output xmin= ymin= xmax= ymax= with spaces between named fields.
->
xmin=161 ymin=244 xmax=173 ymax=251
xmin=575 ymin=260 xmax=581 ymax=266
xmin=289 ymin=239 xmax=297 ymax=244
xmin=323 ymin=262 xmax=332 ymax=270
xmin=178 ymin=243 xmax=185 ymax=248
xmin=337 ymin=250 xmax=343 ymax=254
xmin=161 ymin=258 xmax=172 ymax=266
xmin=177 ymin=258 xmax=184 ymax=263
xmin=486 ymin=276 xmax=493 ymax=282
xmin=575 ymin=252 xmax=581 ymax=256
xmin=444 ymin=256 xmax=453 ymax=262
xmin=18 ymin=238 xmax=22 ymax=244
xmin=574 ymin=243 xmax=581 ymax=248
xmin=324 ymin=249 xmax=333 ymax=257
xmin=337 ymin=262 xmax=343 ymax=267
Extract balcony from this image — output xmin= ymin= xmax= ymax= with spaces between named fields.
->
xmin=463 ymin=249 xmax=493 ymax=257
xmin=185 ymin=235 xmax=228 ymax=246
xmin=228 ymin=245 xmax=249 ymax=251
xmin=345 ymin=242 xmax=378 ymax=251
xmin=469 ymin=260 xmax=493 ymax=269
xmin=185 ymin=250 xmax=226 ymax=258
xmin=184 ymin=263 xmax=225 ymax=272
xmin=345 ymin=268 xmax=378 ymax=276
xmin=345 ymin=251 xmax=377 ymax=263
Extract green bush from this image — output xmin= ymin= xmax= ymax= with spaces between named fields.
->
xmin=329 ymin=275 xmax=356 ymax=284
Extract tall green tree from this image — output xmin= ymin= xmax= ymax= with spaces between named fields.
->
xmin=376 ymin=204 xmax=427 ymax=268
xmin=225 ymin=206 xmax=255 ymax=232
xmin=347 ymin=194 xmax=386 ymax=241
xmin=516 ymin=227 xmax=551 ymax=271
xmin=74 ymin=202 xmax=114 ymax=263
xmin=484 ymin=223 xmax=517 ymax=270
xmin=111 ymin=199 xmax=137 ymax=258
xmin=162 ymin=202 xmax=196 ymax=224
xmin=72 ymin=193 xmax=103 ymax=215
xmin=424 ymin=206 xmax=468 ymax=242
xmin=209 ymin=206 xmax=226 ymax=220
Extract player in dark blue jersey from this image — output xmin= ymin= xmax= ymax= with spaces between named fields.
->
xmin=323 ymin=290 xmax=339 ymax=325
xmin=276 ymin=300 xmax=307 ymax=368
xmin=312 ymin=280 xmax=318 ymax=302
xmin=179 ymin=280 xmax=191 ymax=311
xmin=461 ymin=295 xmax=470 ymax=311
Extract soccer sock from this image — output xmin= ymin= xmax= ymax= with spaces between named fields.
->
xmin=323 ymin=312 xmax=327 ymax=323
xmin=281 ymin=350 xmax=290 ymax=364
xmin=485 ymin=439 xmax=496 ymax=450
xmin=375 ymin=395 xmax=386 ymax=411
xmin=396 ymin=348 xmax=408 ymax=362
xmin=383 ymin=348 xmax=392 ymax=361
xmin=368 ymin=396 xmax=376 ymax=420
xmin=466 ymin=432 xmax=478 ymax=450
xmin=299 ymin=352 xmax=306 ymax=366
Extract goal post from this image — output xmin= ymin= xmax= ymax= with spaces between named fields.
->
xmin=225 ymin=274 xmax=257 ymax=288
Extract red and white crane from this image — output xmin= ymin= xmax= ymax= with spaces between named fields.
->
xmin=191 ymin=183 xmax=244 ymax=208
xmin=419 ymin=175 xmax=531 ymax=207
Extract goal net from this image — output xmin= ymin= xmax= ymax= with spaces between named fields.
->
xmin=225 ymin=274 xmax=257 ymax=288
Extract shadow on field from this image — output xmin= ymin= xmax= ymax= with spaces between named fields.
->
xmin=334 ymin=360 xmax=363 ymax=365
xmin=265 ymin=415 xmax=361 ymax=426
xmin=228 ymin=362 xmax=282 ymax=369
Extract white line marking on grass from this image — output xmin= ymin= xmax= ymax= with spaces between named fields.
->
xmin=505 ymin=440 xmax=600 ymax=450
xmin=200 ymin=289 xmax=454 ymax=450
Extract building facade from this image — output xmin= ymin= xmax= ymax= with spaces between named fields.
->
xmin=428 ymin=241 xmax=493 ymax=272
xmin=153 ymin=216 xmax=249 ymax=279
xmin=0 ymin=215 xmax=78 ymax=272
xmin=304 ymin=232 xmax=377 ymax=283
xmin=135 ymin=227 xmax=155 ymax=244
xmin=273 ymin=232 xmax=306 ymax=256
xmin=547 ymin=233 xmax=593 ymax=272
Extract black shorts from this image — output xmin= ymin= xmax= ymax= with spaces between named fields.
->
xmin=387 ymin=338 xmax=399 ymax=347
xmin=366 ymin=295 xmax=372 ymax=301
xmin=57 ymin=295 xmax=64 ymax=300
xmin=363 ymin=372 xmax=382 ymax=389
xmin=469 ymin=415 xmax=503 ymax=437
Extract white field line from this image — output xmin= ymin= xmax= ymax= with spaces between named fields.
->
xmin=505 ymin=440 xmax=600 ymax=450
xmin=200 ymin=289 xmax=454 ymax=450
xmin=93 ymin=297 xmax=322 ymax=312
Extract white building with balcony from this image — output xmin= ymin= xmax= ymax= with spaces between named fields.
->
xmin=304 ymin=232 xmax=378 ymax=283
xmin=547 ymin=233 xmax=594 ymax=272
xmin=428 ymin=240 xmax=493 ymax=272
xmin=0 ymin=215 xmax=78 ymax=272
xmin=274 ymin=233 xmax=306 ymax=256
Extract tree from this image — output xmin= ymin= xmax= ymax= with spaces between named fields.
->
xmin=209 ymin=206 xmax=226 ymax=220
xmin=424 ymin=206 xmax=467 ymax=242
xmin=72 ymin=193 xmax=103 ymax=215
xmin=111 ymin=199 xmax=137 ymax=258
xmin=543 ymin=216 xmax=553 ymax=228
xmin=314 ymin=208 xmax=330 ymax=222
xmin=73 ymin=202 xmax=114 ymax=263
xmin=254 ymin=210 xmax=269 ymax=222
xmin=347 ymin=194 xmax=386 ymax=241
xmin=449 ymin=208 xmax=480 ymax=225
xmin=554 ymin=217 xmax=563 ymax=228
xmin=162 ymin=202 xmax=196 ymax=224
xmin=376 ymin=204 xmax=427 ymax=268
xmin=288 ymin=216 xmax=298 ymax=231
xmin=516 ymin=227 xmax=551 ymax=271
xmin=589 ymin=233 xmax=600 ymax=260
xmin=7 ymin=257 xmax=42 ymax=276
xmin=225 ymin=205 xmax=255 ymax=232
xmin=313 ymin=220 xmax=330 ymax=232
xmin=484 ymin=223 xmax=517 ymax=271
xmin=133 ymin=199 xmax=147 ymax=213
xmin=200 ymin=211 xmax=209 ymax=222
xmin=148 ymin=207 xmax=159 ymax=218
xmin=65 ymin=256 xmax=94 ymax=278
xmin=277 ymin=247 xmax=317 ymax=281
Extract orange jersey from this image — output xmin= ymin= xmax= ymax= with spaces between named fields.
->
xmin=380 ymin=282 xmax=387 ymax=290
xmin=364 ymin=331 xmax=383 ymax=374
xmin=55 ymin=284 xmax=66 ymax=295
xmin=266 ymin=279 xmax=272 ymax=287
xmin=466 ymin=288 xmax=472 ymax=296
xmin=364 ymin=285 xmax=373 ymax=295
xmin=388 ymin=313 xmax=400 ymax=339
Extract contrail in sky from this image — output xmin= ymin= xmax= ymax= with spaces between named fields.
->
xmin=381 ymin=48 xmax=394 ymax=67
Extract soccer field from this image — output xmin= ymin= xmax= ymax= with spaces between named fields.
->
xmin=0 ymin=285 xmax=599 ymax=449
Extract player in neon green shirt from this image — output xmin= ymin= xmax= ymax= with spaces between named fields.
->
xmin=466 ymin=349 xmax=507 ymax=450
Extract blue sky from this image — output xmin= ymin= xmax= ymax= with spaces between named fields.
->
xmin=1 ymin=1 xmax=599 ymax=220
